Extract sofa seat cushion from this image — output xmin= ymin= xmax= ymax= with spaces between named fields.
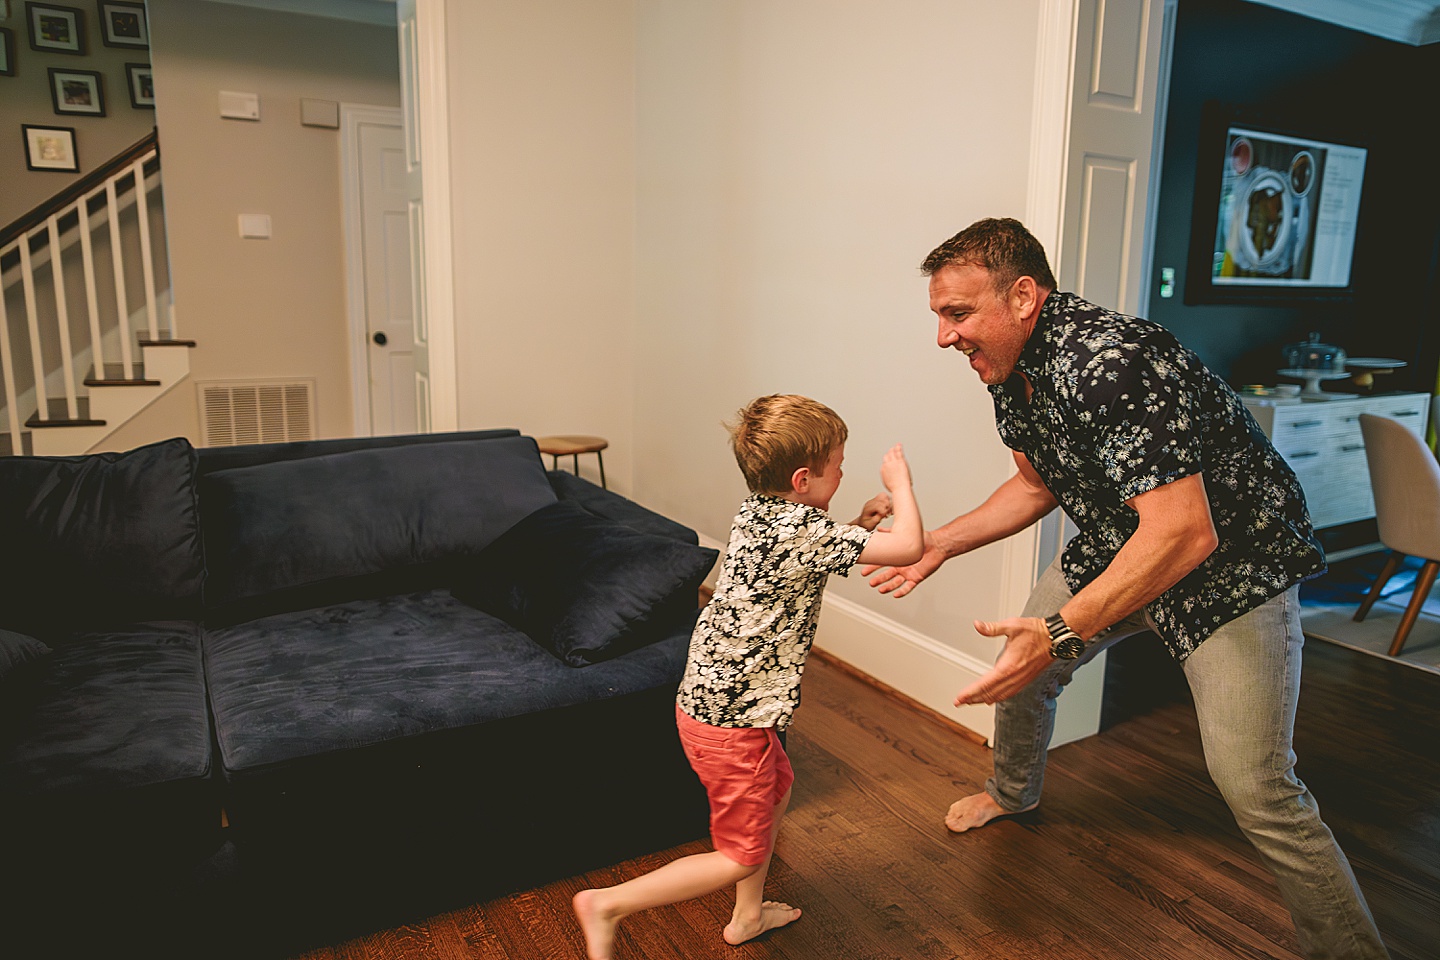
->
xmin=204 ymin=588 xmax=692 ymax=778
xmin=0 ymin=437 xmax=205 ymax=635
xmin=0 ymin=621 xmax=212 ymax=797
xmin=199 ymin=435 xmax=557 ymax=622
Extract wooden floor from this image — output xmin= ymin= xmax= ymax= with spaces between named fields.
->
xmin=276 ymin=637 xmax=1440 ymax=960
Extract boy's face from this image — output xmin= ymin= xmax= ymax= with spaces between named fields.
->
xmin=792 ymin=444 xmax=844 ymax=512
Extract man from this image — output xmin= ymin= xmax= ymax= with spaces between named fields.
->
xmin=863 ymin=218 xmax=1388 ymax=959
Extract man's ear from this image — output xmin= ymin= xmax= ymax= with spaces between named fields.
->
xmin=1010 ymin=275 xmax=1039 ymax=318
xmin=790 ymin=465 xmax=811 ymax=495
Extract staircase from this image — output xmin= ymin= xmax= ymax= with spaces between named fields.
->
xmin=1 ymin=130 xmax=190 ymax=458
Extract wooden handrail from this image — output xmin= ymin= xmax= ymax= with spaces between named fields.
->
xmin=0 ymin=129 xmax=160 ymax=251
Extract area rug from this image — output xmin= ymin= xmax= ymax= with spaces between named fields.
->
xmin=1299 ymin=552 xmax=1440 ymax=675
xmin=1301 ymin=602 xmax=1440 ymax=675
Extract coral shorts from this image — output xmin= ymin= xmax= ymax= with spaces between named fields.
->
xmin=675 ymin=705 xmax=794 ymax=867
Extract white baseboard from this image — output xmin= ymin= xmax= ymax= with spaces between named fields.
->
xmin=813 ymin=592 xmax=997 ymax=745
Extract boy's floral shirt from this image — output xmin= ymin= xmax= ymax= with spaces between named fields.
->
xmin=990 ymin=290 xmax=1325 ymax=660
xmin=676 ymin=494 xmax=870 ymax=730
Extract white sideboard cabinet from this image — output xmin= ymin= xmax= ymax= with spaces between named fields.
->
xmin=1242 ymin=392 xmax=1430 ymax=536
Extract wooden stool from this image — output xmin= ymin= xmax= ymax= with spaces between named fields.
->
xmin=536 ymin=435 xmax=608 ymax=488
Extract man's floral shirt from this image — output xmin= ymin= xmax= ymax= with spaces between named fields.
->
xmin=990 ymin=291 xmax=1325 ymax=659
xmin=676 ymin=494 xmax=870 ymax=729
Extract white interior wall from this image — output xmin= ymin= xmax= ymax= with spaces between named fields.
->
xmin=630 ymin=0 xmax=1045 ymax=739
xmin=444 ymin=0 xmax=638 ymax=494
xmin=431 ymin=0 xmax=1056 ymax=740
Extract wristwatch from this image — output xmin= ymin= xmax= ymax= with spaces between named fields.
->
xmin=1044 ymin=613 xmax=1086 ymax=660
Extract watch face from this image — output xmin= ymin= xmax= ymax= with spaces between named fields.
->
xmin=1051 ymin=636 xmax=1085 ymax=660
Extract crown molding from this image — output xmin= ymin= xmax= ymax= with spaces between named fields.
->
xmin=1247 ymin=0 xmax=1440 ymax=45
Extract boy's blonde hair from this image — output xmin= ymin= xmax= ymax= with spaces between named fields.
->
xmin=727 ymin=394 xmax=848 ymax=495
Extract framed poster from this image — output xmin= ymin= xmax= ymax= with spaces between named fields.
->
xmin=0 ymin=27 xmax=14 ymax=77
xmin=25 ymin=2 xmax=84 ymax=54
xmin=48 ymin=66 xmax=105 ymax=115
xmin=97 ymin=0 xmax=145 ymax=47
xmin=22 ymin=123 xmax=79 ymax=172
xmin=1186 ymin=101 xmax=1368 ymax=304
xmin=125 ymin=61 xmax=152 ymax=108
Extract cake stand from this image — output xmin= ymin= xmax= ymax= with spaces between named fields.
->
xmin=1276 ymin=368 xmax=1350 ymax=400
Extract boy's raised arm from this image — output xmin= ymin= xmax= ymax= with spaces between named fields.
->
xmin=857 ymin=445 xmax=923 ymax=567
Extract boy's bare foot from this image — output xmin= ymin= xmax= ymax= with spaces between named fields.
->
xmin=573 ymin=889 xmax=619 ymax=960
xmin=944 ymin=792 xmax=1036 ymax=832
xmin=723 ymin=900 xmax=802 ymax=945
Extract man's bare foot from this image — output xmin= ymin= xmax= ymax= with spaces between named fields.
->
xmin=944 ymin=792 xmax=1035 ymax=833
xmin=723 ymin=900 xmax=802 ymax=945
xmin=573 ymin=889 xmax=619 ymax=960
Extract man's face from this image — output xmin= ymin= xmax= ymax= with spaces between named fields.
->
xmin=929 ymin=263 xmax=1032 ymax=386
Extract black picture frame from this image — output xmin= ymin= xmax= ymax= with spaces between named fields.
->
xmin=0 ymin=27 xmax=15 ymax=77
xmin=25 ymin=2 xmax=85 ymax=55
xmin=96 ymin=0 xmax=146 ymax=48
xmin=22 ymin=123 xmax=79 ymax=172
xmin=125 ymin=61 xmax=153 ymax=108
xmin=1185 ymin=101 xmax=1370 ymax=305
xmin=48 ymin=66 xmax=105 ymax=116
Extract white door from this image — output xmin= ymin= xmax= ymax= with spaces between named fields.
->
xmin=357 ymin=114 xmax=419 ymax=436
xmin=1047 ymin=0 xmax=1174 ymax=747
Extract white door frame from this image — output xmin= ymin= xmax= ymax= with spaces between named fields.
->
xmin=1010 ymin=0 xmax=1178 ymax=745
xmin=402 ymin=0 xmax=458 ymax=433
xmin=340 ymin=102 xmax=405 ymax=437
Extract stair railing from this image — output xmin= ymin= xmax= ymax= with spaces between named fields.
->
xmin=1 ymin=129 xmax=166 ymax=440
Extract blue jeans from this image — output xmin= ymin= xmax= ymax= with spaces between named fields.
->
xmin=987 ymin=560 xmax=1388 ymax=960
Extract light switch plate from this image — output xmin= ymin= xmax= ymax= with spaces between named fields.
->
xmin=300 ymin=98 xmax=340 ymax=128
xmin=220 ymin=91 xmax=260 ymax=121
xmin=238 ymin=214 xmax=271 ymax=239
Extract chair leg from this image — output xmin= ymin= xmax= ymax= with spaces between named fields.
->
xmin=597 ymin=450 xmax=606 ymax=489
xmin=1354 ymin=551 xmax=1404 ymax=622
xmin=1389 ymin=560 xmax=1440 ymax=658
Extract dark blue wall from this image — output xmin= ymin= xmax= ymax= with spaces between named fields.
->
xmin=1149 ymin=0 xmax=1440 ymax=393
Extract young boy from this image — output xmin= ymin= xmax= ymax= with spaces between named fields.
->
xmin=573 ymin=394 xmax=923 ymax=959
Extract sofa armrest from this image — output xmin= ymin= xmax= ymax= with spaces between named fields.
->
xmin=546 ymin=471 xmax=699 ymax=545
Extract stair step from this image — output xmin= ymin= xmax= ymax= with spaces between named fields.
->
xmin=139 ymin=338 xmax=197 ymax=348
xmin=26 ymin=396 xmax=105 ymax=429
xmin=87 ymin=361 xmax=156 ymax=384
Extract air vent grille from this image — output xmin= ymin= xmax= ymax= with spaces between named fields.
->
xmin=198 ymin=379 xmax=315 ymax=447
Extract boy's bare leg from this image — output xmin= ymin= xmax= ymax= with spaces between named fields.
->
xmin=574 ymin=851 xmax=755 ymax=960
xmin=944 ymin=792 xmax=1037 ymax=833
xmin=725 ymin=788 xmax=801 ymax=946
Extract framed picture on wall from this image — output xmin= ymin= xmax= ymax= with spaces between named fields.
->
xmin=125 ymin=61 xmax=152 ymax=108
xmin=25 ymin=2 xmax=85 ymax=55
xmin=22 ymin=123 xmax=79 ymax=172
xmin=1 ymin=27 xmax=15 ymax=78
xmin=96 ymin=0 xmax=145 ymax=48
xmin=48 ymin=66 xmax=104 ymax=115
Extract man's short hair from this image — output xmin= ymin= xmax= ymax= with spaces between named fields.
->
xmin=727 ymin=394 xmax=847 ymax=495
xmin=920 ymin=217 xmax=1057 ymax=293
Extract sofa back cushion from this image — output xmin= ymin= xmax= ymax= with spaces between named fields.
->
xmin=199 ymin=435 xmax=557 ymax=621
xmin=0 ymin=437 xmax=205 ymax=635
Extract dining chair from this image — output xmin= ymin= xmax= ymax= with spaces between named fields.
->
xmin=1353 ymin=412 xmax=1440 ymax=656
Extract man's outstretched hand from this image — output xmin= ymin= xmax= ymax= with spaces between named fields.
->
xmin=861 ymin=532 xmax=945 ymax=598
xmin=953 ymin=617 xmax=1053 ymax=706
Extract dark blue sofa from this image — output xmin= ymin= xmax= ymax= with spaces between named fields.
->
xmin=0 ymin=430 xmax=715 ymax=954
